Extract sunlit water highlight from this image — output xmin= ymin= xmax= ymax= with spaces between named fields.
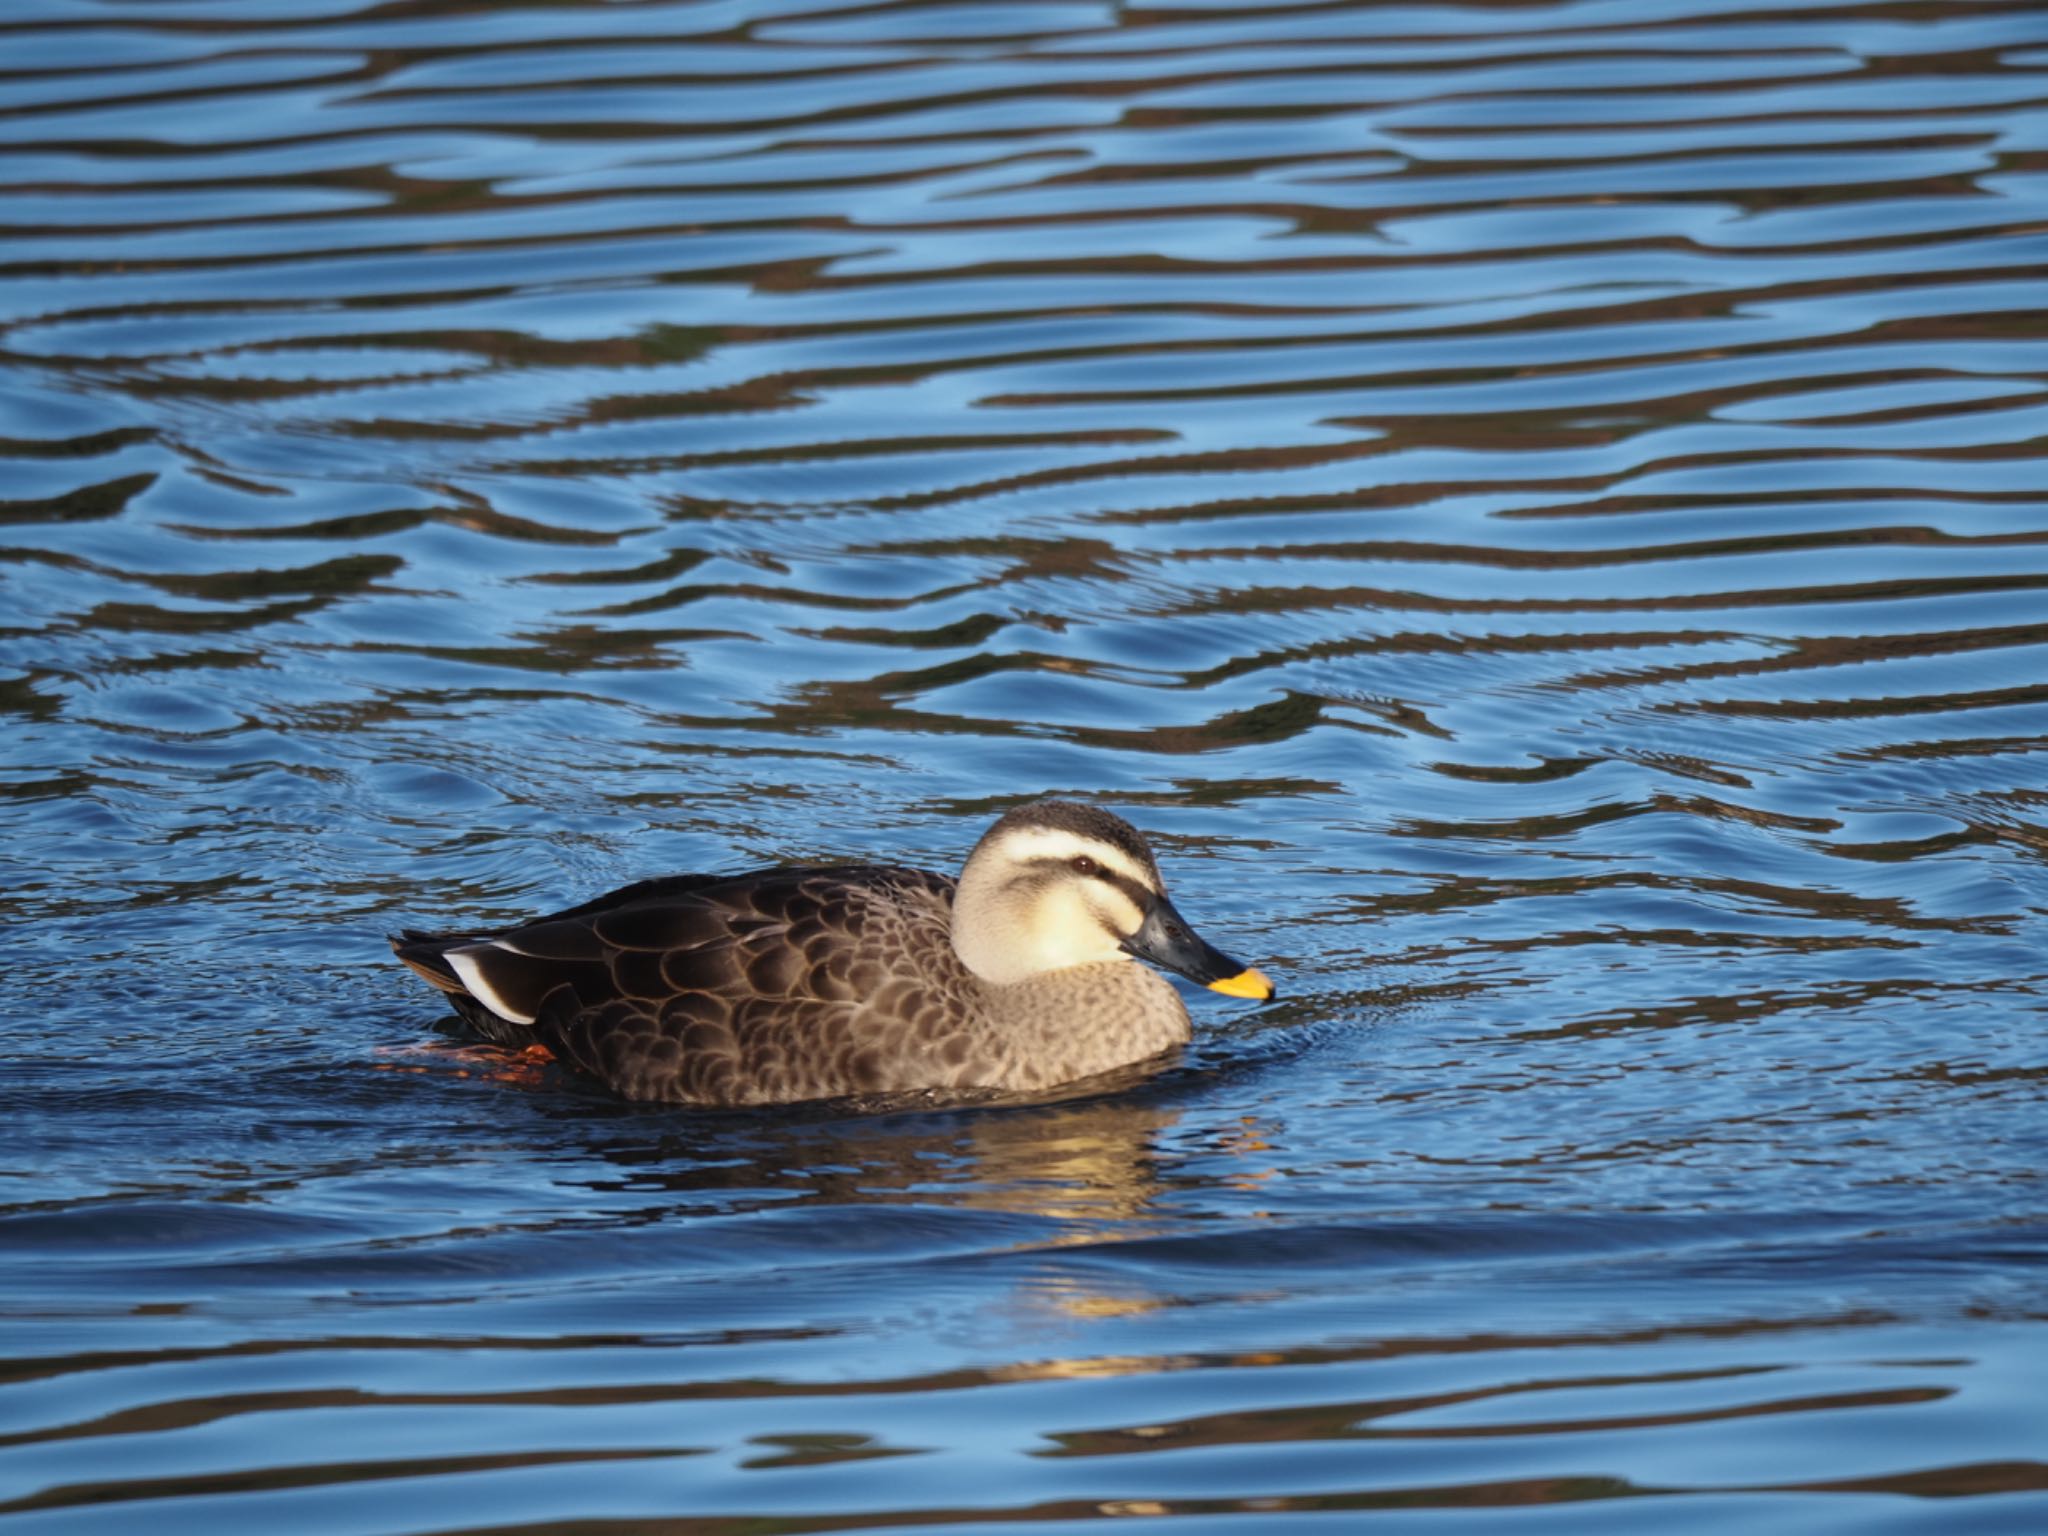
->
xmin=2 ymin=0 xmax=2045 ymax=1530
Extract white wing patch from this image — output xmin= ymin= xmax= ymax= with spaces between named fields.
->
xmin=447 ymin=942 xmax=537 ymax=1025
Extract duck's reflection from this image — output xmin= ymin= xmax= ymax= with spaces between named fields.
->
xmin=494 ymin=1047 xmax=1313 ymax=1330
xmin=554 ymin=1087 xmax=1185 ymax=1228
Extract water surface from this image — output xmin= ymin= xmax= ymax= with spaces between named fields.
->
xmin=2 ymin=0 xmax=2046 ymax=1531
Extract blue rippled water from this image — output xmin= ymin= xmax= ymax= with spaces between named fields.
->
xmin=2 ymin=0 xmax=2046 ymax=1530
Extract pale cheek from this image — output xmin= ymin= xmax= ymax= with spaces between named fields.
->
xmin=1084 ymin=899 xmax=1142 ymax=958
xmin=1033 ymin=893 xmax=1109 ymax=963
xmin=1091 ymin=892 xmax=1143 ymax=936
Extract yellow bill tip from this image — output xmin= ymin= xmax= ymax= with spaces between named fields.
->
xmin=1206 ymin=966 xmax=1275 ymax=1001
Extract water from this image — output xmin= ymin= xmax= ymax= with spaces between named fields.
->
xmin=3 ymin=0 xmax=2046 ymax=1529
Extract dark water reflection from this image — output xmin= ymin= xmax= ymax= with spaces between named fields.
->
xmin=4 ymin=0 xmax=2047 ymax=1529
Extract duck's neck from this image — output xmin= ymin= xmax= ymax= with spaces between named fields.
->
xmin=977 ymin=963 xmax=1192 ymax=1089
xmin=949 ymin=878 xmax=1032 ymax=984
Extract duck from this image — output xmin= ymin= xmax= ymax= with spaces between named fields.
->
xmin=390 ymin=800 xmax=1273 ymax=1106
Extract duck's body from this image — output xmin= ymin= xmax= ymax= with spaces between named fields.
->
xmin=391 ymin=802 xmax=1271 ymax=1106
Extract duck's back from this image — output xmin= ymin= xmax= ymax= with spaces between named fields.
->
xmin=394 ymin=864 xmax=988 ymax=1104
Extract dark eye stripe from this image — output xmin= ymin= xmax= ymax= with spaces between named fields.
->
xmin=1025 ymin=854 xmax=1154 ymax=907
xmin=1101 ymin=869 xmax=1154 ymax=908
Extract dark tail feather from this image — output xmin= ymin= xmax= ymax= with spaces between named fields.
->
xmin=389 ymin=932 xmax=475 ymax=994
xmin=388 ymin=931 xmax=542 ymax=1047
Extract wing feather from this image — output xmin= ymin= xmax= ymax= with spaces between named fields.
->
xmin=393 ymin=865 xmax=962 ymax=1104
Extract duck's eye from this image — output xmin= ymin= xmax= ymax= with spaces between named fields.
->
xmin=1070 ymin=855 xmax=1100 ymax=877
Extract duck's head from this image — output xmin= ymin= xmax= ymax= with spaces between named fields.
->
xmin=950 ymin=800 xmax=1274 ymax=999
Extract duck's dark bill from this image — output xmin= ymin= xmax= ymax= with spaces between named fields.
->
xmin=1121 ymin=895 xmax=1276 ymax=1001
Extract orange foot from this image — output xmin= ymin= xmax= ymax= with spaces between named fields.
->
xmin=373 ymin=1038 xmax=556 ymax=1085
